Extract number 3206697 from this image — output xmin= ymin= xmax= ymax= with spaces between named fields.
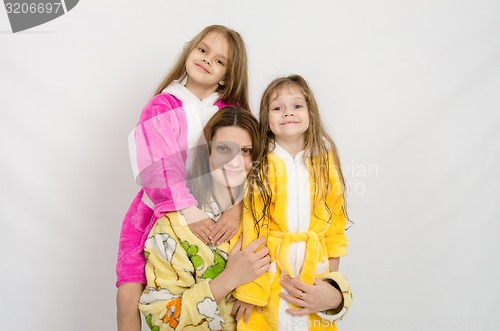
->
xmin=5 ymin=2 xmax=63 ymax=14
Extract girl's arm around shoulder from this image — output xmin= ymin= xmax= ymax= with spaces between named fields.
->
xmin=137 ymin=93 xmax=183 ymax=125
xmin=132 ymin=92 xmax=198 ymax=214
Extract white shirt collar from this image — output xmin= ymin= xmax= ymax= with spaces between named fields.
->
xmin=271 ymin=142 xmax=306 ymax=164
xmin=163 ymin=80 xmax=220 ymax=107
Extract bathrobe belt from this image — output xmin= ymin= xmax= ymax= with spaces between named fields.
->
xmin=270 ymin=230 xmax=322 ymax=285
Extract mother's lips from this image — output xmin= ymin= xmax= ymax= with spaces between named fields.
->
xmin=222 ymin=169 xmax=244 ymax=176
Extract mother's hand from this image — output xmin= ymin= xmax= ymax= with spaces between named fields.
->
xmin=279 ymin=274 xmax=342 ymax=316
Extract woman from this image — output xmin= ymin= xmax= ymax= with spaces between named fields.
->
xmin=138 ymin=107 xmax=270 ymax=330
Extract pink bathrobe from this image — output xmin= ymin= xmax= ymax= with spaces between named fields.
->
xmin=116 ymin=81 xmax=230 ymax=287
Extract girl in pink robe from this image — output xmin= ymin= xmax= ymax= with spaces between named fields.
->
xmin=116 ymin=25 xmax=251 ymax=331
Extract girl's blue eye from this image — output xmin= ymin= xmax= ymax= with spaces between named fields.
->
xmin=271 ymin=106 xmax=282 ymax=111
xmin=294 ymin=104 xmax=303 ymax=109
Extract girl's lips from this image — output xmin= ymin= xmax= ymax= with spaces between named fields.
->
xmin=281 ymin=121 xmax=299 ymax=125
xmin=196 ymin=63 xmax=210 ymax=73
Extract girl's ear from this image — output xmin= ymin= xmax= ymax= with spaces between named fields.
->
xmin=219 ymin=79 xmax=225 ymax=86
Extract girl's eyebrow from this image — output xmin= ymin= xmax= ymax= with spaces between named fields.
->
xmin=272 ymin=96 xmax=305 ymax=103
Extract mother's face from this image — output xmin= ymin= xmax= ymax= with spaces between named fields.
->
xmin=209 ymin=126 xmax=253 ymax=188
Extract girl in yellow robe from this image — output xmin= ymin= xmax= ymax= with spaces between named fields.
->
xmin=233 ymin=75 xmax=352 ymax=331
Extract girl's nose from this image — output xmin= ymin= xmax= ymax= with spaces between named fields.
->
xmin=283 ymin=108 xmax=295 ymax=117
xmin=202 ymin=58 xmax=211 ymax=66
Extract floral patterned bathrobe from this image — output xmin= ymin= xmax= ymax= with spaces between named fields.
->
xmin=139 ymin=208 xmax=239 ymax=331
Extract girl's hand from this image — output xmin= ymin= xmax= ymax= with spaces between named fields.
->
xmin=209 ymin=202 xmax=242 ymax=245
xmin=229 ymin=297 xmax=263 ymax=322
xmin=188 ymin=218 xmax=215 ymax=244
xmin=279 ymin=274 xmax=342 ymax=316
xmin=182 ymin=206 xmax=214 ymax=244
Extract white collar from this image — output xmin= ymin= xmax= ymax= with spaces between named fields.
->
xmin=271 ymin=142 xmax=307 ymax=164
xmin=163 ymin=80 xmax=220 ymax=106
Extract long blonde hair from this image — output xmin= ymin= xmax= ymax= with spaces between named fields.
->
xmin=153 ymin=25 xmax=250 ymax=111
xmin=249 ymin=74 xmax=347 ymax=229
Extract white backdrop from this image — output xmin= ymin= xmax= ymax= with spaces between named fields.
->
xmin=1 ymin=1 xmax=499 ymax=330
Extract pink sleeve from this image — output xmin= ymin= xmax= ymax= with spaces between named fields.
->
xmin=215 ymin=99 xmax=233 ymax=109
xmin=131 ymin=94 xmax=198 ymax=217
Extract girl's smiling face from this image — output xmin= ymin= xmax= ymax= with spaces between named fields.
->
xmin=185 ymin=31 xmax=229 ymax=95
xmin=267 ymin=85 xmax=310 ymax=145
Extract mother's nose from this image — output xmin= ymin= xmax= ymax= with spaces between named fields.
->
xmin=226 ymin=152 xmax=244 ymax=167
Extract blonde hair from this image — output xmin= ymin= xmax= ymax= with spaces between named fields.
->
xmin=188 ymin=107 xmax=261 ymax=210
xmin=249 ymin=74 xmax=347 ymax=229
xmin=154 ymin=25 xmax=250 ymax=110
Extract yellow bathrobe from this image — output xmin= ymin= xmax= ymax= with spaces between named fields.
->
xmin=139 ymin=203 xmax=240 ymax=331
xmin=233 ymin=145 xmax=351 ymax=331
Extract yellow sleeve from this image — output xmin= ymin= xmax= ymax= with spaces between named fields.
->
xmin=139 ymin=215 xmax=228 ymax=330
xmin=231 ymin=203 xmax=271 ymax=305
xmin=232 ymin=162 xmax=275 ymax=306
xmin=324 ymin=154 xmax=349 ymax=258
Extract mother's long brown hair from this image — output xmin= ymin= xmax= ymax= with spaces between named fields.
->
xmin=188 ymin=107 xmax=261 ymax=209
